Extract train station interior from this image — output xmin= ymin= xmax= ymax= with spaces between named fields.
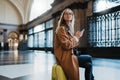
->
xmin=0 ymin=0 xmax=120 ymax=80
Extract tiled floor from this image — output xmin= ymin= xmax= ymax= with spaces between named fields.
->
xmin=0 ymin=50 xmax=120 ymax=80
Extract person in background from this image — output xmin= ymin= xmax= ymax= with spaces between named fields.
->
xmin=54 ymin=8 xmax=83 ymax=80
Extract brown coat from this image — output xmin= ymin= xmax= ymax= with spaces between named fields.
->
xmin=54 ymin=26 xmax=79 ymax=80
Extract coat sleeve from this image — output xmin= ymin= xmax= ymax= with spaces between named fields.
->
xmin=56 ymin=26 xmax=79 ymax=50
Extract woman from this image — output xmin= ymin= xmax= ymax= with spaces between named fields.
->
xmin=54 ymin=8 xmax=83 ymax=80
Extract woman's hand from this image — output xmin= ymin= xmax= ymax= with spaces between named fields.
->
xmin=75 ymin=30 xmax=84 ymax=39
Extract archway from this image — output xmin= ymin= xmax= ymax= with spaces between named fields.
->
xmin=8 ymin=31 xmax=19 ymax=50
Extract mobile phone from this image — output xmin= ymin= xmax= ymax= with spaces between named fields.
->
xmin=81 ymin=29 xmax=85 ymax=33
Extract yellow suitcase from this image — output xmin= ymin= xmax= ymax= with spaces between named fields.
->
xmin=52 ymin=64 xmax=67 ymax=80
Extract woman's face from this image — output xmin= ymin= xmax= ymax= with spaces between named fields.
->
xmin=63 ymin=9 xmax=73 ymax=21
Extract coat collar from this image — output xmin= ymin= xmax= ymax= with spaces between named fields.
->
xmin=68 ymin=30 xmax=74 ymax=37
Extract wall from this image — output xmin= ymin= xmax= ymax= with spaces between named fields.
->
xmin=0 ymin=0 xmax=22 ymax=50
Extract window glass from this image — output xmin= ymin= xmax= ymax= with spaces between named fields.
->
xmin=93 ymin=0 xmax=120 ymax=12
xmin=28 ymin=35 xmax=33 ymax=47
xmin=46 ymin=19 xmax=53 ymax=28
xmin=28 ymin=28 xmax=33 ymax=34
xmin=34 ymin=33 xmax=39 ymax=47
xmin=46 ymin=30 xmax=53 ymax=47
xmin=34 ymin=23 xmax=45 ymax=33
xmin=38 ymin=32 xmax=45 ymax=47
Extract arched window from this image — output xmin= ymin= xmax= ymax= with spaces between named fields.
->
xmin=87 ymin=0 xmax=120 ymax=47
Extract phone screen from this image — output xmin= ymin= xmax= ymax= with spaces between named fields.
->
xmin=81 ymin=29 xmax=85 ymax=33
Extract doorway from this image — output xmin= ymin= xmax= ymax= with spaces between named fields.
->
xmin=8 ymin=32 xmax=19 ymax=50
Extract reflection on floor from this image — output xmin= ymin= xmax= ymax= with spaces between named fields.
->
xmin=0 ymin=50 xmax=120 ymax=80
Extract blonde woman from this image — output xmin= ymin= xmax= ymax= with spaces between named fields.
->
xmin=54 ymin=8 xmax=84 ymax=80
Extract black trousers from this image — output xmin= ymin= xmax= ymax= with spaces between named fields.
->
xmin=77 ymin=54 xmax=94 ymax=80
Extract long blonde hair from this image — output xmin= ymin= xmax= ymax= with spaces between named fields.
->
xmin=56 ymin=8 xmax=75 ymax=34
